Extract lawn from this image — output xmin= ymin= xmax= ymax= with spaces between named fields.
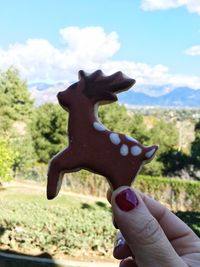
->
xmin=0 ymin=181 xmax=200 ymax=265
xmin=0 ymin=183 xmax=115 ymax=262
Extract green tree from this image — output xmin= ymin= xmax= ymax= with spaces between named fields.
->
xmin=0 ymin=67 xmax=36 ymax=175
xmin=147 ymin=119 xmax=179 ymax=175
xmin=0 ymin=138 xmax=14 ymax=182
xmin=160 ymin=149 xmax=191 ymax=175
xmin=32 ymin=103 xmax=68 ymax=163
xmin=99 ymin=103 xmax=130 ymax=133
xmin=0 ymin=86 xmax=14 ymax=133
xmin=128 ymin=114 xmax=150 ymax=144
xmin=10 ymin=133 xmax=36 ymax=177
xmin=191 ymin=120 xmax=200 ymax=166
xmin=142 ymin=160 xmax=164 ymax=177
xmin=0 ymin=67 xmax=34 ymax=124
xmin=149 ymin=119 xmax=178 ymax=156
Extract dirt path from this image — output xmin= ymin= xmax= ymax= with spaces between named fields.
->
xmin=4 ymin=179 xmax=108 ymax=203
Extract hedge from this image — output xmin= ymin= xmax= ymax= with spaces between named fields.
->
xmin=135 ymin=176 xmax=200 ymax=211
xmin=65 ymin=172 xmax=200 ymax=211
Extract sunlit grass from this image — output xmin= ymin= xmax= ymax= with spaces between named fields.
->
xmin=0 ymin=186 xmax=114 ymax=260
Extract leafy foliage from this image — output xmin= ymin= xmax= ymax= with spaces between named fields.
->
xmin=149 ymin=119 xmax=178 ymax=155
xmin=99 ymin=103 xmax=130 ymax=133
xmin=135 ymin=175 xmax=200 ymax=211
xmin=0 ymin=190 xmax=115 ymax=258
xmin=31 ymin=103 xmax=68 ymax=163
xmin=10 ymin=134 xmax=36 ymax=176
xmin=0 ymin=66 xmax=200 ymax=179
xmin=191 ymin=120 xmax=200 ymax=165
xmin=128 ymin=114 xmax=150 ymax=144
xmin=0 ymin=67 xmax=36 ymax=176
xmin=160 ymin=149 xmax=191 ymax=175
xmin=0 ymin=67 xmax=33 ymax=124
xmin=142 ymin=160 xmax=164 ymax=177
xmin=176 ymin=211 xmax=200 ymax=237
xmin=0 ymin=138 xmax=14 ymax=182
xmin=0 ymin=186 xmax=199 ymax=261
xmin=65 ymin=172 xmax=200 ymax=211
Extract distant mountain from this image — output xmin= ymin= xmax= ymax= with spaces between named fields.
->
xmin=29 ymin=83 xmax=200 ymax=108
xmin=118 ymin=87 xmax=200 ymax=108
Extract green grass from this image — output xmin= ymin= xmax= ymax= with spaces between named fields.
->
xmin=0 ymin=185 xmax=199 ymax=263
xmin=0 ymin=188 xmax=115 ymax=260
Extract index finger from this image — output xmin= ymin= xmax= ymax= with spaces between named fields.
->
xmin=107 ymin=188 xmax=200 ymax=254
xmin=140 ymin=192 xmax=200 ymax=254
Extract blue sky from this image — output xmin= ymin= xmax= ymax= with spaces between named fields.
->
xmin=1 ymin=0 xmax=200 ymax=94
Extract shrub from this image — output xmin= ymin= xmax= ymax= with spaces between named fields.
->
xmin=0 ymin=138 xmax=14 ymax=182
xmin=135 ymin=175 xmax=200 ymax=211
xmin=64 ymin=172 xmax=200 ymax=211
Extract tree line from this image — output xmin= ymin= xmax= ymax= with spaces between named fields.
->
xmin=0 ymin=67 xmax=200 ymax=183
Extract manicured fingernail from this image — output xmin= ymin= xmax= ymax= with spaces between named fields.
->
xmin=114 ymin=236 xmax=125 ymax=248
xmin=119 ymin=259 xmax=126 ymax=267
xmin=115 ymin=188 xmax=138 ymax=211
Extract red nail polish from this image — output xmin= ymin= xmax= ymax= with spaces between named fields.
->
xmin=115 ymin=188 xmax=138 ymax=211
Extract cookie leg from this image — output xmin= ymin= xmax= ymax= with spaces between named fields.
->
xmin=47 ymin=148 xmax=80 ymax=199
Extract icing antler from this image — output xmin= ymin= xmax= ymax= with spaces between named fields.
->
xmin=47 ymin=70 xmax=159 ymax=199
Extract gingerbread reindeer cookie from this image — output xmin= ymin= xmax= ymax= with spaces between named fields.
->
xmin=47 ymin=70 xmax=159 ymax=199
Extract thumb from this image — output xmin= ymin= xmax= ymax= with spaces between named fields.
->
xmin=111 ymin=186 xmax=187 ymax=267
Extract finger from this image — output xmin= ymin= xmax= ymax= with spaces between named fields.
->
xmin=112 ymin=186 xmax=187 ymax=267
xmin=107 ymin=187 xmax=112 ymax=203
xmin=120 ymin=258 xmax=138 ymax=267
xmin=112 ymin=212 xmax=119 ymax=229
xmin=114 ymin=231 xmax=132 ymax=259
xmin=139 ymin=192 xmax=200 ymax=255
xmin=108 ymin=188 xmax=119 ymax=229
xmin=110 ymin=187 xmax=199 ymax=252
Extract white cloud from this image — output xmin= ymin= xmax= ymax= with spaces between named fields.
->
xmin=30 ymin=83 xmax=68 ymax=105
xmin=60 ymin=26 xmax=120 ymax=62
xmin=185 ymin=45 xmax=200 ymax=55
xmin=101 ymin=60 xmax=200 ymax=89
xmin=0 ymin=26 xmax=120 ymax=82
xmin=0 ymin=26 xmax=200 ymax=93
xmin=141 ymin=0 xmax=200 ymax=15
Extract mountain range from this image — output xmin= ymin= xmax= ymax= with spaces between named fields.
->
xmin=118 ymin=87 xmax=200 ymax=108
xmin=29 ymin=83 xmax=200 ymax=108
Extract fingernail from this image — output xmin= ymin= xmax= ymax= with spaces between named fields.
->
xmin=119 ymin=259 xmax=126 ymax=267
xmin=114 ymin=236 xmax=125 ymax=249
xmin=115 ymin=188 xmax=138 ymax=211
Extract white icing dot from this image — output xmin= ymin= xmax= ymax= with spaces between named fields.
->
xmin=145 ymin=148 xmax=156 ymax=159
xmin=125 ymin=135 xmax=139 ymax=143
xmin=93 ymin=122 xmax=106 ymax=131
xmin=109 ymin=133 xmax=121 ymax=145
xmin=131 ymin=145 xmax=142 ymax=156
xmin=120 ymin=144 xmax=129 ymax=156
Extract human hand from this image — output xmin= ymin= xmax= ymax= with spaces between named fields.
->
xmin=108 ymin=186 xmax=200 ymax=267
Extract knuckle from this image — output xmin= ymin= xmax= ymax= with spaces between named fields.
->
xmin=129 ymin=216 xmax=162 ymax=247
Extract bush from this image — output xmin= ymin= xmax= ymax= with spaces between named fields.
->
xmin=135 ymin=175 xmax=200 ymax=211
xmin=142 ymin=160 xmax=164 ymax=177
xmin=0 ymin=138 xmax=14 ymax=182
xmin=64 ymin=172 xmax=200 ymax=211
xmin=0 ymin=192 xmax=115 ymax=259
xmin=20 ymin=164 xmax=200 ymax=211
